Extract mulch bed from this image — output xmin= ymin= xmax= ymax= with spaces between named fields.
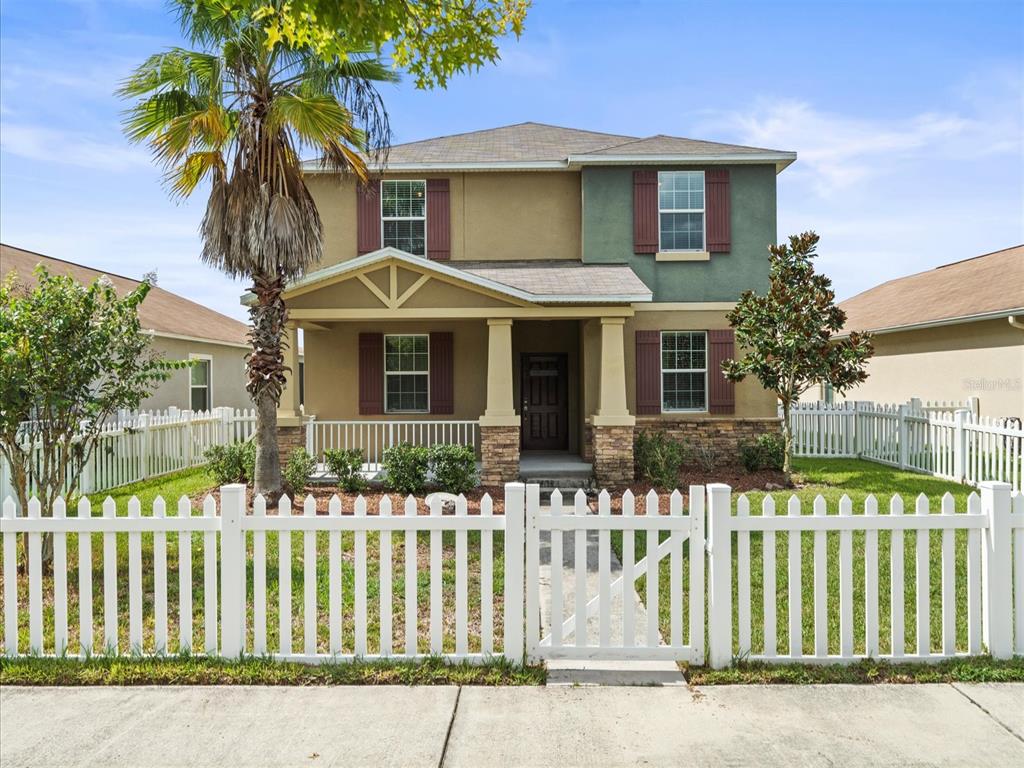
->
xmin=193 ymin=464 xmax=788 ymax=516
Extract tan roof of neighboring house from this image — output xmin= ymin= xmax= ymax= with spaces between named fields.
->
xmin=458 ymin=261 xmax=652 ymax=299
xmin=1 ymin=243 xmax=249 ymax=346
xmin=839 ymin=245 xmax=1024 ymax=334
xmin=303 ymin=122 xmax=796 ymax=171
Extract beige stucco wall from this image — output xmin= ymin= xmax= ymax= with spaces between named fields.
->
xmin=304 ymin=320 xmax=489 ymax=421
xmin=141 ymin=337 xmax=251 ymax=412
xmin=305 ymin=171 xmax=581 ymax=267
xmin=830 ymin=319 xmax=1024 ymax=418
xmin=607 ymin=308 xmax=778 ymax=420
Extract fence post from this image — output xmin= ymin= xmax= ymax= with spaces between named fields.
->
xmin=980 ymin=481 xmax=1013 ymax=659
xmin=185 ymin=409 xmax=193 ymax=467
xmin=953 ymin=408 xmax=969 ymax=483
xmin=305 ymin=416 xmax=316 ymax=456
xmin=707 ymin=483 xmax=733 ymax=670
xmin=897 ymin=404 xmax=909 ymax=469
xmin=220 ymin=483 xmax=245 ymax=659
xmin=218 ymin=407 xmax=232 ymax=445
xmin=503 ymin=482 xmax=526 ymax=663
xmin=138 ymin=413 xmax=151 ymax=481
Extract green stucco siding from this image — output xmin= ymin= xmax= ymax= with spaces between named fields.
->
xmin=581 ymin=165 xmax=777 ymax=302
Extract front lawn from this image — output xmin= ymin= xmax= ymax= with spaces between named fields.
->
xmin=615 ymin=458 xmax=1007 ymax=663
xmin=0 ymin=467 xmax=509 ymax=663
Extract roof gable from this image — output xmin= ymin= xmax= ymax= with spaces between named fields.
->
xmin=280 ymin=248 xmax=652 ymax=306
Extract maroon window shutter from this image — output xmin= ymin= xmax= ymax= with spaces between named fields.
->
xmin=429 ymin=332 xmax=454 ymax=414
xmin=633 ymin=170 xmax=659 ymax=254
xmin=708 ymin=329 xmax=736 ymax=414
xmin=426 ymin=179 xmax=451 ymax=261
xmin=635 ymin=330 xmax=662 ymax=415
xmin=356 ymin=182 xmax=381 ymax=255
xmin=358 ymin=332 xmax=384 ymax=414
xmin=705 ymin=168 xmax=731 ymax=253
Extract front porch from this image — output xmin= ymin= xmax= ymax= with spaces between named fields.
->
xmin=275 ymin=248 xmax=651 ymax=487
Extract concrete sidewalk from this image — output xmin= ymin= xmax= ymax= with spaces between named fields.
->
xmin=3 ymin=683 xmax=1022 ymax=767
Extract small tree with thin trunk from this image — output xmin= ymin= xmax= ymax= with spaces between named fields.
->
xmin=0 ymin=268 xmax=177 ymax=562
xmin=721 ymin=232 xmax=873 ymax=474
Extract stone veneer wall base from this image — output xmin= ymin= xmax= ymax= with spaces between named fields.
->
xmin=593 ymin=425 xmax=635 ymax=486
xmin=480 ymin=425 xmax=520 ymax=486
xmin=634 ymin=417 xmax=782 ymax=464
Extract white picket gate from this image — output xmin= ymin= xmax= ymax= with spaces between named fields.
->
xmin=2 ymin=482 xmax=1021 ymax=668
xmin=526 ymin=487 xmax=705 ymax=663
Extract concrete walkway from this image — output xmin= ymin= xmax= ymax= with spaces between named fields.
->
xmin=3 ymin=683 xmax=1022 ymax=767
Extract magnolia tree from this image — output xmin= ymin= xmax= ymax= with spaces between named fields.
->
xmin=722 ymin=232 xmax=873 ymax=474
xmin=0 ymin=268 xmax=177 ymax=561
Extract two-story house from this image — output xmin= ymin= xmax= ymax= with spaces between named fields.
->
xmin=274 ymin=123 xmax=796 ymax=485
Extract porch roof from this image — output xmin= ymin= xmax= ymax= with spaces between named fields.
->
xmin=277 ymin=248 xmax=653 ymax=306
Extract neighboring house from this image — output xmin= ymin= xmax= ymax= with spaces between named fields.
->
xmin=808 ymin=245 xmax=1024 ymax=419
xmin=2 ymin=244 xmax=254 ymax=413
xmin=275 ymin=122 xmax=797 ymax=484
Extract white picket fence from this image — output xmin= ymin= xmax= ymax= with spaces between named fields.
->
xmin=2 ymin=482 xmax=1021 ymax=668
xmin=308 ymin=419 xmax=481 ymax=468
xmin=787 ymin=400 xmax=1024 ymax=491
xmin=0 ymin=408 xmax=257 ymax=502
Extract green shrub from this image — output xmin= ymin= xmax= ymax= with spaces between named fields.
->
xmin=634 ymin=430 xmax=686 ymax=488
xmin=429 ymin=443 xmax=477 ymax=494
xmin=739 ymin=441 xmax=763 ymax=473
xmin=382 ymin=443 xmax=429 ymax=495
xmin=738 ymin=433 xmax=785 ymax=472
xmin=284 ymin=448 xmax=317 ymax=498
xmin=204 ymin=441 xmax=256 ymax=485
xmin=757 ymin=433 xmax=785 ymax=471
xmin=323 ymin=448 xmax=367 ymax=492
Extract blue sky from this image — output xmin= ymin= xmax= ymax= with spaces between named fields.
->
xmin=2 ymin=0 xmax=1021 ymax=322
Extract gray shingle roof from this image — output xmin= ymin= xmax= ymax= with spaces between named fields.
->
xmin=383 ymin=123 xmax=637 ymax=164
xmin=457 ymin=261 xmax=652 ymax=300
xmin=303 ymin=122 xmax=795 ymax=170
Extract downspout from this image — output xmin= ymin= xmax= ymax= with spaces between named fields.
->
xmin=1009 ymin=315 xmax=1024 ymax=330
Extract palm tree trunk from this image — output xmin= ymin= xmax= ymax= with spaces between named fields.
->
xmin=248 ymin=269 xmax=288 ymax=498
xmin=254 ymin=388 xmax=281 ymax=496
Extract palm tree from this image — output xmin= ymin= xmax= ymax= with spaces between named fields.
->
xmin=120 ymin=0 xmax=395 ymax=495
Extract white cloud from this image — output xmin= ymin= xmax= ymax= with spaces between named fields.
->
xmin=699 ymin=97 xmax=1021 ymax=197
xmin=1 ymin=123 xmax=152 ymax=172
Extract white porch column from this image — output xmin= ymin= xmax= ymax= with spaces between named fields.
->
xmin=277 ymin=322 xmax=302 ymax=426
xmin=479 ymin=318 xmax=518 ymax=426
xmin=592 ymin=317 xmax=635 ymax=427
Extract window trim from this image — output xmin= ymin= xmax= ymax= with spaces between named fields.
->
xmin=380 ymin=179 xmax=428 ymax=258
xmin=657 ymin=170 xmax=706 ymax=253
xmin=188 ymin=353 xmax=213 ymax=413
xmin=659 ymin=330 xmax=708 ymax=413
xmin=383 ymin=333 xmax=430 ymax=414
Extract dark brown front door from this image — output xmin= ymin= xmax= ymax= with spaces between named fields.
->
xmin=521 ymin=353 xmax=568 ymax=451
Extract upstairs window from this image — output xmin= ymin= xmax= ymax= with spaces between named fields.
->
xmin=658 ymin=171 xmax=705 ymax=251
xmin=661 ymin=331 xmax=707 ymax=412
xmin=381 ymin=180 xmax=426 ymax=256
xmin=384 ymin=334 xmax=429 ymax=412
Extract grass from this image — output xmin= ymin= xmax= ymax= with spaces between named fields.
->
xmin=0 ymin=467 xmax=508 ymax=661
xmin=688 ymin=655 xmax=1024 ymax=685
xmin=615 ymin=458 xmax=1016 ymax=664
xmin=0 ymin=653 xmax=544 ymax=686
